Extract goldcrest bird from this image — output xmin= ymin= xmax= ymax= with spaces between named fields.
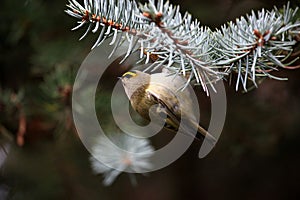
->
xmin=120 ymin=70 xmax=216 ymax=146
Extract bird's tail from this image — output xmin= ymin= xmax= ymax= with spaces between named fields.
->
xmin=195 ymin=125 xmax=217 ymax=147
xmin=178 ymin=118 xmax=217 ymax=147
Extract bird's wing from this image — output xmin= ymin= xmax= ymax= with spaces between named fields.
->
xmin=146 ymin=85 xmax=180 ymax=122
xmin=146 ymin=85 xmax=200 ymax=140
xmin=146 ymin=84 xmax=216 ymax=146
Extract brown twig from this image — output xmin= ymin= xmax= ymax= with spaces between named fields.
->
xmin=16 ymin=109 xmax=26 ymax=146
xmin=282 ymin=64 xmax=300 ymax=69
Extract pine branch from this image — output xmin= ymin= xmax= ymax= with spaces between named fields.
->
xmin=65 ymin=0 xmax=300 ymax=93
xmin=65 ymin=0 xmax=225 ymax=94
xmin=214 ymin=2 xmax=300 ymax=91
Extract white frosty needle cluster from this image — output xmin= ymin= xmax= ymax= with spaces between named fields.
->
xmin=90 ymin=133 xmax=154 ymax=186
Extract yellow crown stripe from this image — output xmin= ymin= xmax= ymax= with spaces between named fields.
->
xmin=122 ymin=71 xmax=137 ymax=77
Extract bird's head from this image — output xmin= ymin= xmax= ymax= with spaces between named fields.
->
xmin=120 ymin=70 xmax=150 ymax=99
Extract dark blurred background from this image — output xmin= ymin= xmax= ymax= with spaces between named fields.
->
xmin=0 ymin=0 xmax=299 ymax=199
